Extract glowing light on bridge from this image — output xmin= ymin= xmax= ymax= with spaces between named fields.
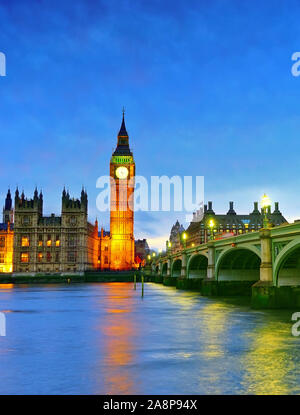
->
xmin=261 ymin=194 xmax=271 ymax=209
xmin=261 ymin=194 xmax=271 ymax=228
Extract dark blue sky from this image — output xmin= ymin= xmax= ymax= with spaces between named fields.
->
xmin=1 ymin=0 xmax=300 ymax=248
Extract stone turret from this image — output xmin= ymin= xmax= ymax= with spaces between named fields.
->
xmin=61 ymin=187 xmax=87 ymax=214
xmin=227 ymin=201 xmax=236 ymax=215
xmin=3 ymin=188 xmax=14 ymax=223
xmin=206 ymin=201 xmax=215 ymax=215
xmin=14 ymin=188 xmax=43 ymax=226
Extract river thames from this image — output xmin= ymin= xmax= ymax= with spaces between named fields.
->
xmin=0 ymin=282 xmax=299 ymax=395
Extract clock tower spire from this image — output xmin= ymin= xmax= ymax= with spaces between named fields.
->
xmin=113 ymin=109 xmax=132 ymax=156
xmin=109 ymin=112 xmax=135 ymax=270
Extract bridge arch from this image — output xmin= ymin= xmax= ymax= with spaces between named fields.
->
xmin=274 ymin=238 xmax=300 ymax=286
xmin=162 ymin=262 xmax=168 ymax=277
xmin=171 ymin=258 xmax=182 ymax=278
xmin=187 ymin=253 xmax=208 ymax=279
xmin=216 ymin=246 xmax=261 ymax=282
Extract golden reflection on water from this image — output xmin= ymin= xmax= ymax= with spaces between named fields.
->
xmin=242 ymin=319 xmax=296 ymax=395
xmin=0 ymin=284 xmax=14 ymax=290
xmin=149 ymin=285 xmax=233 ymax=360
xmin=200 ymin=302 xmax=232 ymax=359
xmin=100 ymin=283 xmax=137 ymax=395
xmin=149 ymin=283 xmax=200 ymax=310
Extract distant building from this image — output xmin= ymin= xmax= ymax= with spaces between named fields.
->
xmin=98 ymin=228 xmax=111 ymax=271
xmin=184 ymin=201 xmax=288 ymax=247
xmin=169 ymin=220 xmax=185 ymax=251
xmin=135 ymin=239 xmax=150 ymax=263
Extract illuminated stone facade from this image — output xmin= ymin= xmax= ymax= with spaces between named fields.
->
xmin=0 ymin=222 xmax=13 ymax=273
xmin=0 ymin=188 xmax=98 ymax=274
xmin=99 ymin=113 xmax=135 ymax=270
xmin=0 ymin=116 xmax=140 ymax=274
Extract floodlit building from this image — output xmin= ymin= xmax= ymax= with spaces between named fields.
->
xmin=0 ymin=115 xmax=146 ymax=274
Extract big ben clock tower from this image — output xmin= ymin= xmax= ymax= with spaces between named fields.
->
xmin=109 ymin=112 xmax=135 ymax=270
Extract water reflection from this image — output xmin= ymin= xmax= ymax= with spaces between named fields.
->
xmin=200 ymin=302 xmax=232 ymax=359
xmin=243 ymin=319 xmax=297 ymax=394
xmin=99 ymin=283 xmax=137 ymax=395
xmin=0 ymin=284 xmax=14 ymax=290
xmin=0 ymin=283 xmax=299 ymax=394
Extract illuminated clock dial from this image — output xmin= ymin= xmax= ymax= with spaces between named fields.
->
xmin=115 ymin=166 xmax=129 ymax=179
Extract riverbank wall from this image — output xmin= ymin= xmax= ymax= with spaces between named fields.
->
xmin=0 ymin=271 xmax=152 ymax=284
xmin=148 ymin=274 xmax=300 ymax=309
xmin=1 ymin=272 xmax=299 ymax=309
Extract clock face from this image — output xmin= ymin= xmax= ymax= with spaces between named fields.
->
xmin=115 ymin=166 xmax=129 ymax=179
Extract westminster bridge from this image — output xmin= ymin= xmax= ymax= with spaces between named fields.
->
xmin=150 ymin=221 xmax=300 ymax=308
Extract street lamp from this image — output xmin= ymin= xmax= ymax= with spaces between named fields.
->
xmin=182 ymin=232 xmax=187 ymax=249
xmin=208 ymin=219 xmax=215 ymax=240
xmin=261 ymin=193 xmax=271 ymax=228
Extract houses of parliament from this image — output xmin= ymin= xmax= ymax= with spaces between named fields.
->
xmin=0 ymin=115 xmax=146 ymax=274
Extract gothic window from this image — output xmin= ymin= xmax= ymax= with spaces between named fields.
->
xmin=0 ymin=237 xmax=5 ymax=248
xmin=104 ymin=245 xmax=108 ymax=251
xmin=37 ymin=253 xmax=43 ymax=262
xmin=38 ymin=235 xmax=43 ymax=247
xmin=55 ymin=253 xmax=59 ymax=262
xmin=104 ymin=256 xmax=108 ymax=264
xmin=21 ymin=236 xmax=29 ymax=247
xmin=46 ymin=252 xmax=51 ymax=262
xmin=23 ymin=216 xmax=30 ymax=225
xmin=21 ymin=253 xmax=29 ymax=263
xmin=0 ymin=254 xmax=4 ymax=263
xmin=47 ymin=235 xmax=52 ymax=247
xmin=68 ymin=236 xmax=76 ymax=247
xmin=69 ymin=216 xmax=77 ymax=226
xmin=68 ymin=252 xmax=76 ymax=262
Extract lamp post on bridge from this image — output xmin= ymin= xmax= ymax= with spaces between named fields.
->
xmin=166 ymin=241 xmax=172 ymax=277
xmin=208 ymin=219 xmax=215 ymax=240
xmin=261 ymin=194 xmax=271 ymax=229
xmin=181 ymin=232 xmax=187 ymax=250
xmin=180 ymin=232 xmax=188 ymax=278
